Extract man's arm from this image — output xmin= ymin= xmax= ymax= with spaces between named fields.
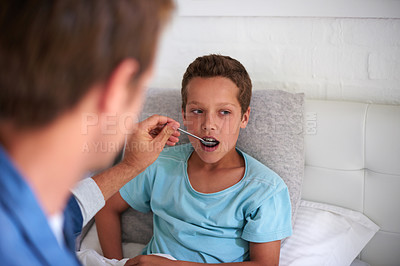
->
xmin=71 ymin=115 xmax=179 ymax=228
xmin=95 ymin=192 xmax=129 ymax=260
xmin=71 ymin=177 xmax=105 ymax=228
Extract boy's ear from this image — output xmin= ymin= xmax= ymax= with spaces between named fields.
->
xmin=98 ymin=59 xmax=139 ymax=113
xmin=240 ymin=107 xmax=251 ymax=129
xmin=181 ymin=108 xmax=186 ymax=123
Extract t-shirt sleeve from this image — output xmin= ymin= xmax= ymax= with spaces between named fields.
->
xmin=242 ymin=185 xmax=292 ymax=243
xmin=119 ymin=164 xmax=155 ymax=213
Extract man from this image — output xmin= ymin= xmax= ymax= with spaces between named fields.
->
xmin=0 ymin=1 xmax=177 ymax=265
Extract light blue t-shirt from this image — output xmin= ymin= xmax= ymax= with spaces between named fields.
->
xmin=120 ymin=144 xmax=292 ymax=263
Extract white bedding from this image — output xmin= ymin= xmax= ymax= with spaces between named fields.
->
xmin=77 ymin=250 xmax=369 ymax=266
xmin=78 ymin=223 xmax=145 ymax=260
xmin=279 ymin=200 xmax=378 ymax=266
xmin=78 ymin=200 xmax=378 ymax=266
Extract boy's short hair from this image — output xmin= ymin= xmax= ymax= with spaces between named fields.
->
xmin=0 ymin=0 xmax=174 ymax=128
xmin=181 ymin=54 xmax=252 ymax=116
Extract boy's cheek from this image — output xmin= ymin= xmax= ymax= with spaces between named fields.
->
xmin=183 ymin=119 xmax=197 ymax=130
xmin=221 ymin=118 xmax=241 ymax=134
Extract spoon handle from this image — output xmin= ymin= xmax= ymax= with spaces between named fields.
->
xmin=177 ymin=128 xmax=203 ymax=142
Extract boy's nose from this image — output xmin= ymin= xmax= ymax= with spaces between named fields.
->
xmin=202 ymin=113 xmax=216 ymax=131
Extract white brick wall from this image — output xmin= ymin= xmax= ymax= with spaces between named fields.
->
xmin=150 ymin=17 xmax=400 ymax=104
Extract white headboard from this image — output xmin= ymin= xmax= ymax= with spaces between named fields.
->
xmin=302 ymin=100 xmax=400 ymax=266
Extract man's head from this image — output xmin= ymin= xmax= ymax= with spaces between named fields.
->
xmin=180 ymin=55 xmax=252 ymax=164
xmin=0 ymin=0 xmax=174 ymax=129
xmin=181 ymin=54 xmax=252 ymax=117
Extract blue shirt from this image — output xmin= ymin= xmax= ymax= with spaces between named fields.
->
xmin=120 ymin=144 xmax=292 ymax=263
xmin=0 ymin=146 xmax=81 ymax=266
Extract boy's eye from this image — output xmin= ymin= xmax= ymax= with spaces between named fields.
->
xmin=192 ymin=109 xmax=203 ymax=114
xmin=220 ymin=110 xmax=231 ymax=115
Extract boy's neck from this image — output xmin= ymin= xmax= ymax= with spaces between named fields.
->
xmin=187 ymin=147 xmax=245 ymax=194
xmin=189 ymin=147 xmax=244 ymax=171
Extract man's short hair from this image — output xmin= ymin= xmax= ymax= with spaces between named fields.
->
xmin=181 ymin=54 xmax=252 ymax=116
xmin=0 ymin=0 xmax=173 ymax=128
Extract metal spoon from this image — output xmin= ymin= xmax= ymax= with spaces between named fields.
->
xmin=177 ymin=128 xmax=218 ymax=146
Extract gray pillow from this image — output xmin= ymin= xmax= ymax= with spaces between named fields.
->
xmin=121 ymin=88 xmax=304 ymax=244
xmin=236 ymin=90 xmax=304 ymax=225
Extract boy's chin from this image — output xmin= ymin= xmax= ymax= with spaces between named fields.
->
xmin=193 ymin=146 xmax=233 ymax=164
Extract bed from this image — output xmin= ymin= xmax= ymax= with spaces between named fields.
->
xmin=77 ymin=88 xmax=400 ymax=266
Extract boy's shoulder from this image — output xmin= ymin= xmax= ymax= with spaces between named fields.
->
xmin=240 ymin=149 xmax=286 ymax=188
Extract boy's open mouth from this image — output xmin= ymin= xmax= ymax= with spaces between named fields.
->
xmin=201 ymin=137 xmax=220 ymax=148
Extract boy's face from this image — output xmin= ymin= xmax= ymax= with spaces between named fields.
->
xmin=183 ymin=76 xmax=250 ymax=164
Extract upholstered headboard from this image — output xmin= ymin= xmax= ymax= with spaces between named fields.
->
xmin=79 ymin=90 xmax=399 ymax=266
xmin=128 ymin=90 xmax=400 ymax=265
xmin=302 ymin=100 xmax=400 ymax=265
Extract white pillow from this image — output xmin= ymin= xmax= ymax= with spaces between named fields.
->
xmin=280 ymin=200 xmax=379 ymax=266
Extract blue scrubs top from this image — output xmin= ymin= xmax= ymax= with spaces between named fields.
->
xmin=0 ymin=146 xmax=82 ymax=265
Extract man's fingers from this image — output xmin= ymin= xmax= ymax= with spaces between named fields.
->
xmin=166 ymin=136 xmax=180 ymax=146
xmin=142 ymin=115 xmax=178 ymax=131
xmin=167 ymin=135 xmax=180 ymax=144
xmin=135 ymin=115 xmax=180 ymax=149
xmin=153 ymin=123 xmax=178 ymax=147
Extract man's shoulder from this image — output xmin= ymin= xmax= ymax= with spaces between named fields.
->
xmin=0 ymin=205 xmax=41 ymax=264
xmin=0 ymin=206 xmax=79 ymax=265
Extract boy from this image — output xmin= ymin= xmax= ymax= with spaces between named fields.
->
xmin=95 ymin=55 xmax=292 ymax=265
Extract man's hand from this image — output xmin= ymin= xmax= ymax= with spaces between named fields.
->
xmin=121 ymin=115 xmax=180 ymax=173
xmin=91 ymin=115 xmax=179 ymax=202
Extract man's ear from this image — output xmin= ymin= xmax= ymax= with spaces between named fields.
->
xmin=240 ymin=107 xmax=251 ymax=129
xmin=99 ymin=59 xmax=139 ymax=113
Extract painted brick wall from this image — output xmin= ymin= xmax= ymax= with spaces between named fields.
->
xmin=150 ymin=17 xmax=400 ymax=104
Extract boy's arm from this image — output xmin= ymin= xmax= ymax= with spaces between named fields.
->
xmin=247 ymin=240 xmax=281 ymax=266
xmin=125 ymin=240 xmax=281 ymax=266
xmin=95 ymin=192 xmax=130 ymax=260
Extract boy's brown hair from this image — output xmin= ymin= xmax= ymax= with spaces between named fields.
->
xmin=0 ymin=0 xmax=174 ymax=128
xmin=181 ymin=54 xmax=252 ymax=116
